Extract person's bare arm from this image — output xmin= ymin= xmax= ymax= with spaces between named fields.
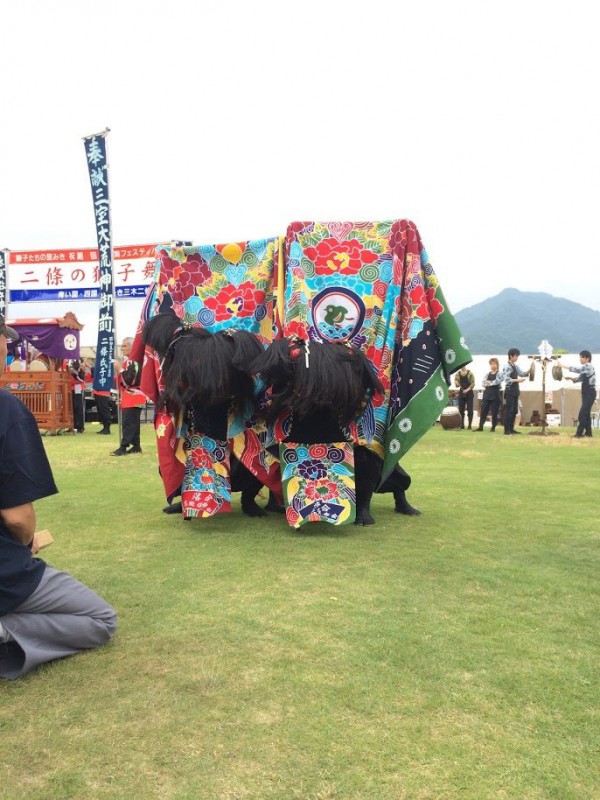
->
xmin=0 ymin=503 xmax=37 ymax=547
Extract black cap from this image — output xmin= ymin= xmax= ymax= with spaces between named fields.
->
xmin=0 ymin=315 xmax=19 ymax=341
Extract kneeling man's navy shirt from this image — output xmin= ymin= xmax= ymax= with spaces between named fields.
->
xmin=0 ymin=390 xmax=58 ymax=615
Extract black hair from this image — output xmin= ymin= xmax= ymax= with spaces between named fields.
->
xmin=580 ymin=350 xmax=592 ymax=361
xmin=141 ymin=310 xmax=183 ymax=359
xmin=251 ymin=338 xmax=384 ymax=427
xmin=158 ymin=326 xmax=263 ymax=416
xmin=508 ymin=348 xmax=520 ymax=358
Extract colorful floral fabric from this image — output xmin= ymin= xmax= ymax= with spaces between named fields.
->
xmin=132 ymin=222 xmax=469 ymax=521
xmin=284 ymin=220 xmax=471 ymax=477
xmin=279 ymin=443 xmax=355 ymax=528
xmin=181 ymin=433 xmax=232 ymax=518
xmin=134 ymin=237 xmax=284 ymax=516
xmin=154 ymin=239 xmax=283 ymax=345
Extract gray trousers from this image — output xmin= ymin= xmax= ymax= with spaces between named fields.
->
xmin=0 ymin=566 xmax=117 ymax=680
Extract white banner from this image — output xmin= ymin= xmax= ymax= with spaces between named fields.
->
xmin=7 ymin=244 xmax=156 ymax=302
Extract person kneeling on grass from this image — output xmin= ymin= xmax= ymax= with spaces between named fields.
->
xmin=0 ymin=316 xmax=117 ymax=680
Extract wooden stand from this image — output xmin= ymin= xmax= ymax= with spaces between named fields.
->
xmin=527 ymin=354 xmax=559 ymax=437
xmin=0 ymin=371 xmax=74 ymax=434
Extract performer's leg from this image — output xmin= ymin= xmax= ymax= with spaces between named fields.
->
xmin=121 ymin=408 xmax=136 ymax=448
xmin=458 ymin=397 xmax=466 ymax=428
xmin=72 ymin=392 xmax=84 ymax=432
xmin=376 ymin=465 xmax=419 ymax=514
xmin=130 ymin=407 xmax=142 ymax=450
xmin=0 ymin=566 xmax=117 ymax=680
xmin=354 ymin=446 xmax=380 ymax=525
xmin=490 ymin=397 xmax=499 ymax=431
xmin=579 ymin=391 xmax=594 ymax=437
xmin=504 ymin=396 xmax=516 ymax=434
xmin=477 ymin=398 xmax=489 ymax=430
xmin=265 ymin=491 xmax=285 ymax=513
xmin=95 ymin=395 xmax=112 ymax=433
xmin=79 ymin=394 xmax=86 ymax=432
xmin=466 ymin=395 xmax=474 ymax=429
xmin=121 ymin=408 xmax=142 ymax=452
xmin=503 ymin=398 xmax=511 ymax=434
xmin=575 ymin=404 xmax=584 ymax=437
xmin=509 ymin=397 xmax=517 ymax=432
xmin=112 ymin=407 xmax=135 ymax=455
xmin=230 ymin=458 xmax=267 ymax=517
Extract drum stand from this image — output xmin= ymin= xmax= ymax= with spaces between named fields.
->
xmin=528 ymin=353 xmax=560 ymax=436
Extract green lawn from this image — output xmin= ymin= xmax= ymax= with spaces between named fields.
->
xmin=1 ymin=422 xmax=598 ymax=799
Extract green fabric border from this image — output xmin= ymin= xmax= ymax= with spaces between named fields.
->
xmin=383 ymin=365 xmax=448 ymax=476
xmin=382 ymin=288 xmax=472 ymax=476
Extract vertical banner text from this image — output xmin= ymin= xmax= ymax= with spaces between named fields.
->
xmin=0 ymin=250 xmax=6 ymax=318
xmin=84 ymin=132 xmax=115 ymax=392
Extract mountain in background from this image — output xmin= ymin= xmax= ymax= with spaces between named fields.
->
xmin=454 ymin=288 xmax=600 ymax=354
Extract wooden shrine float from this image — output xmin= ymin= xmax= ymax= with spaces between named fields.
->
xmin=0 ymin=312 xmax=83 ymax=434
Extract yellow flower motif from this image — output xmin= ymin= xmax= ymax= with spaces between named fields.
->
xmin=221 ymin=242 xmax=243 ymax=264
xmin=171 ymin=247 xmax=186 ymax=262
xmin=326 ymin=251 xmax=350 ymax=271
xmin=156 ymin=422 xmax=167 ymax=438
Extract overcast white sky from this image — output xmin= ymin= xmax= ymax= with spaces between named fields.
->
xmin=1 ymin=0 xmax=599 ymax=345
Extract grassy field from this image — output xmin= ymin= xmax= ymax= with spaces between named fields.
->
xmin=1 ymin=421 xmax=598 ymax=799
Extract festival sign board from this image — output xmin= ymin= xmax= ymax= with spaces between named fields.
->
xmin=6 ymin=244 xmax=156 ymax=303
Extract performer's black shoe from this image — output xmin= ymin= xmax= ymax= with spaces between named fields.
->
xmin=512 ymin=430 xmax=521 ymax=434
xmin=97 ymin=427 xmax=111 ymax=435
xmin=163 ymin=501 xmax=183 ymax=514
xmin=127 ymin=446 xmax=142 ymax=454
xmin=111 ymin=447 xmax=128 ymax=456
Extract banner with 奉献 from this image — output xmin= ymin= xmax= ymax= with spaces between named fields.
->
xmin=6 ymin=244 xmax=156 ymax=303
xmin=84 ymin=131 xmax=117 ymax=393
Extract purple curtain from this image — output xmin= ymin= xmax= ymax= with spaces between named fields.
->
xmin=7 ymin=323 xmax=80 ymax=359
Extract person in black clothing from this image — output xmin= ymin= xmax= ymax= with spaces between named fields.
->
xmin=560 ymin=350 xmax=596 ymax=438
xmin=454 ymin=365 xmax=475 ymax=429
xmin=111 ymin=337 xmax=146 ymax=456
xmin=68 ymin=359 xmax=86 ymax=433
xmin=94 ymin=390 xmax=113 ymax=435
xmin=476 ymin=357 xmax=501 ymax=432
xmin=495 ymin=348 xmax=531 ymax=435
xmin=0 ymin=316 xmax=117 ymax=680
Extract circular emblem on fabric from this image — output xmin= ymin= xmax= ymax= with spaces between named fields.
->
xmin=311 ymin=287 xmax=366 ymax=342
xmin=445 ymin=348 xmax=456 ymax=364
xmin=63 ymin=334 xmax=77 ymax=351
xmin=435 ymin=385 xmax=445 ymax=401
xmin=389 ymin=438 xmax=401 ymax=454
xmin=398 ymin=418 xmax=412 ymax=433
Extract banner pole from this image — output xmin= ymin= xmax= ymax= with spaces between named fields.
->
xmin=83 ymin=129 xmax=119 ymax=441
xmin=0 ymin=249 xmax=8 ymax=320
